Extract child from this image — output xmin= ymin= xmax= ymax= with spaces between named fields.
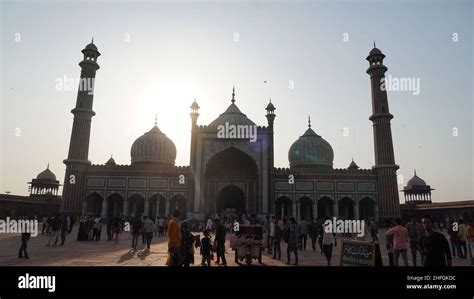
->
xmin=200 ymin=230 xmax=212 ymax=266
xmin=114 ymin=222 xmax=121 ymax=245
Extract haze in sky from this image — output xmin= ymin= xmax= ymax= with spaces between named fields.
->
xmin=1 ymin=0 xmax=472 ymax=203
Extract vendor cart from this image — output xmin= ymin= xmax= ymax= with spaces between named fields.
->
xmin=230 ymin=225 xmax=264 ymax=265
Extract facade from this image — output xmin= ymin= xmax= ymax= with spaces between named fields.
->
xmin=60 ymin=41 xmax=402 ymax=222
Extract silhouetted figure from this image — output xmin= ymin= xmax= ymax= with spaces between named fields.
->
xmin=214 ymin=218 xmax=227 ymax=266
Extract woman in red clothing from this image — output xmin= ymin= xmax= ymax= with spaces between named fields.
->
xmin=114 ymin=222 xmax=122 ymax=245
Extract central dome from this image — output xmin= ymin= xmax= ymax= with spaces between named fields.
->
xmin=130 ymin=124 xmax=176 ymax=165
xmin=288 ymin=120 xmax=334 ymax=169
xmin=209 ymin=87 xmax=255 ymax=126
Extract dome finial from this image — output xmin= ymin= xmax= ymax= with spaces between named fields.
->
xmin=47 ymin=163 xmax=49 ymax=169
xmin=373 ymin=40 xmax=376 ymax=48
xmin=308 ymin=115 xmax=311 ymax=128
xmin=154 ymin=114 xmax=157 ymax=126
xmin=92 ymin=37 xmax=94 ymax=44
xmin=414 ymin=169 xmax=417 ymax=175
xmin=231 ymin=86 xmax=235 ymax=104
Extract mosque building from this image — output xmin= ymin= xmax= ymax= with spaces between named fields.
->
xmin=58 ymin=41 xmax=401 ymax=222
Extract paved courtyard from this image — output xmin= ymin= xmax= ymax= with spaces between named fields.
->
xmin=0 ymin=226 xmax=472 ymax=267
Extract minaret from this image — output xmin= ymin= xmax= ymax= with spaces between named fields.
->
xmin=366 ymin=44 xmax=400 ymax=221
xmin=265 ymin=99 xmax=276 ymax=129
xmin=60 ymin=40 xmax=100 ymax=216
xmin=189 ymin=98 xmax=200 ymax=169
xmin=190 ymin=98 xmax=200 ymax=126
xmin=189 ymin=98 xmax=200 ymax=215
xmin=265 ymin=99 xmax=276 ymax=214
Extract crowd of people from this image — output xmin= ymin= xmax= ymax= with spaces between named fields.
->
xmin=17 ymin=211 xmax=474 ymax=267
xmin=384 ymin=216 xmax=474 ymax=266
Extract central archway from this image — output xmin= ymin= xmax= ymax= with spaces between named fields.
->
xmin=205 ymin=147 xmax=258 ymax=214
xmin=217 ymin=185 xmax=245 ymax=214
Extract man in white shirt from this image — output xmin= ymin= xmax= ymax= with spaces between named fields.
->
xmin=143 ymin=216 xmax=155 ymax=249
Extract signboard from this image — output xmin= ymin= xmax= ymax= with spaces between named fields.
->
xmin=340 ymin=240 xmax=375 ymax=266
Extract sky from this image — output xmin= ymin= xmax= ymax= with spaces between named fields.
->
xmin=1 ymin=0 xmax=472 ymax=203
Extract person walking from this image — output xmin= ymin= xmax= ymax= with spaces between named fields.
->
xmin=385 ymin=220 xmax=395 ymax=266
xmin=316 ymin=218 xmax=324 ymax=254
xmin=419 ymin=216 xmax=452 ymax=266
xmin=113 ymin=222 xmax=121 ymax=245
xmin=154 ymin=217 xmax=159 ymax=237
xmin=18 ymin=231 xmax=31 ymax=259
xmin=106 ymin=217 xmax=114 ymax=241
xmin=68 ymin=215 xmax=75 ymax=234
xmin=369 ymin=219 xmax=379 ymax=242
xmin=91 ymin=216 xmax=100 ymax=241
xmin=60 ymin=215 xmax=69 ymax=246
xmin=264 ymin=216 xmax=272 ymax=255
xmin=166 ymin=210 xmax=182 ymax=266
xmin=385 ymin=218 xmax=409 ymax=266
xmin=131 ymin=216 xmax=141 ymax=250
xmin=309 ymin=218 xmax=318 ymax=251
xmin=18 ymin=217 xmax=31 ymax=259
xmin=406 ymin=216 xmax=424 ymax=266
xmin=180 ymin=221 xmax=195 ymax=266
xmin=272 ymin=216 xmax=282 ymax=260
xmin=158 ymin=217 xmax=165 ymax=237
xmin=214 ymin=218 xmax=227 ymax=266
xmin=298 ymin=217 xmax=309 ymax=251
xmin=141 ymin=216 xmax=146 ymax=245
xmin=45 ymin=215 xmax=53 ymax=236
xmin=322 ymin=218 xmax=336 ymax=266
xmin=448 ymin=221 xmax=460 ymax=258
xmin=269 ymin=216 xmax=275 ymax=255
xmin=143 ymin=216 xmax=155 ymax=249
xmin=467 ymin=219 xmax=474 ymax=265
xmin=206 ymin=217 xmax=213 ymax=231
xmin=41 ymin=216 xmax=47 ymax=236
xmin=85 ymin=216 xmax=93 ymax=241
xmin=285 ymin=217 xmax=300 ymax=265
xmin=458 ymin=219 xmax=468 ymax=259
xmin=77 ymin=216 xmax=86 ymax=241
xmin=200 ymin=230 xmax=212 ymax=266
xmin=95 ymin=217 xmax=102 ymax=241
xmin=47 ymin=214 xmax=62 ymax=246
